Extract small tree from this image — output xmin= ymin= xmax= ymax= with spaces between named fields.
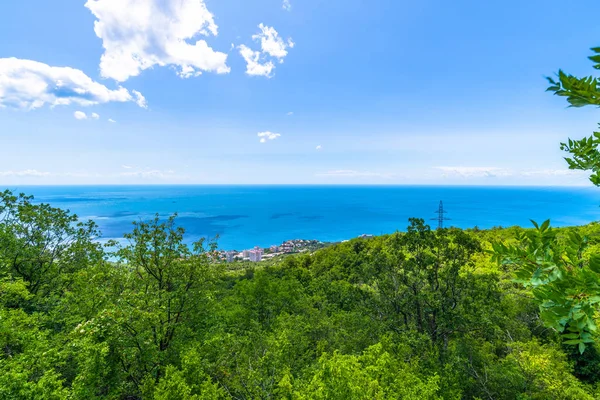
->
xmin=372 ymin=219 xmax=483 ymax=351
xmin=81 ymin=215 xmax=219 ymax=395
xmin=0 ymin=190 xmax=102 ymax=303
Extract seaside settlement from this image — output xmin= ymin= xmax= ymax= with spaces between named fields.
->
xmin=216 ymin=234 xmax=374 ymax=263
xmin=218 ymin=239 xmax=323 ymax=263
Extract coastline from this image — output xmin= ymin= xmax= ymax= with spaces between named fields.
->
xmin=10 ymin=185 xmax=600 ymax=251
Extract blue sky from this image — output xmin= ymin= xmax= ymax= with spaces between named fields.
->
xmin=1 ymin=0 xmax=600 ymax=185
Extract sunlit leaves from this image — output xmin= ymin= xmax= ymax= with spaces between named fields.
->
xmin=546 ymin=69 xmax=600 ymax=108
xmin=547 ymin=47 xmax=600 ymax=186
xmin=492 ymin=221 xmax=600 ymax=353
xmin=560 ymin=130 xmax=600 ymax=186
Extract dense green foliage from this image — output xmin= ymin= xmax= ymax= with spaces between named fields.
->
xmin=490 ymin=47 xmax=600 ymax=354
xmin=492 ymin=221 xmax=600 ymax=354
xmin=1 ymin=190 xmax=600 ymax=398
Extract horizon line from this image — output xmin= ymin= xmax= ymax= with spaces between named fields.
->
xmin=2 ymin=183 xmax=595 ymax=188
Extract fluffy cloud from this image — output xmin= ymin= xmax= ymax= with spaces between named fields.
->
xmin=258 ymin=131 xmax=281 ymax=143
xmin=74 ymin=111 xmax=101 ymax=120
xmin=287 ymin=111 xmax=293 ymax=116
xmin=0 ymin=169 xmax=51 ymax=177
xmin=254 ymin=24 xmax=294 ymax=59
xmin=282 ymin=0 xmax=292 ymax=11
xmin=239 ymin=24 xmax=293 ymax=77
xmin=316 ymin=145 xmax=322 ymax=150
xmin=0 ymin=58 xmax=146 ymax=110
xmin=131 ymin=90 xmax=147 ymax=108
xmin=84 ymin=0 xmax=230 ymax=82
xmin=74 ymin=111 xmax=88 ymax=120
xmin=239 ymin=46 xmax=274 ymax=77
xmin=108 ymin=118 xmax=116 ymax=123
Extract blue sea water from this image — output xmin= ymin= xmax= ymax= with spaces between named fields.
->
xmin=8 ymin=185 xmax=600 ymax=250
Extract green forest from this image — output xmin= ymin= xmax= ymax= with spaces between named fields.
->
xmin=1 ymin=190 xmax=600 ymax=399
xmin=3 ymin=47 xmax=600 ymax=400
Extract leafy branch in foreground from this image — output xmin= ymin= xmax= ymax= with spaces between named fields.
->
xmin=560 ymin=131 xmax=600 ymax=186
xmin=547 ymin=47 xmax=600 ymax=186
xmin=490 ymin=46 xmax=600 ymax=354
xmin=492 ymin=220 xmax=600 ymax=353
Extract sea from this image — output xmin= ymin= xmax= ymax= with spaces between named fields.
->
xmin=8 ymin=185 xmax=600 ymax=251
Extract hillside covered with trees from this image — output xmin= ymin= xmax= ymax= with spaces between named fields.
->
xmin=1 ymin=188 xmax=600 ymax=399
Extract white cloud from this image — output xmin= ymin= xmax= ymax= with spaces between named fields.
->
xmin=253 ymin=24 xmax=294 ymax=59
xmin=62 ymin=172 xmax=102 ymax=178
xmin=287 ymin=111 xmax=293 ymax=116
xmin=119 ymin=169 xmax=177 ymax=179
xmin=316 ymin=170 xmax=394 ymax=179
xmin=0 ymin=58 xmax=145 ymax=110
xmin=282 ymin=0 xmax=292 ymax=11
xmin=435 ymin=166 xmax=512 ymax=178
xmin=316 ymin=145 xmax=322 ymax=150
xmin=108 ymin=118 xmax=116 ymax=123
xmin=520 ymin=169 xmax=586 ymax=177
xmin=258 ymin=131 xmax=281 ymax=143
xmin=0 ymin=168 xmax=184 ymax=182
xmin=435 ymin=166 xmax=588 ymax=180
xmin=239 ymin=24 xmax=293 ymax=77
xmin=74 ymin=111 xmax=88 ymax=120
xmin=132 ymin=90 xmax=147 ymax=108
xmin=75 ymin=111 xmax=101 ymax=120
xmin=0 ymin=169 xmax=51 ymax=177
xmin=239 ymin=45 xmax=275 ymax=77
xmin=84 ymin=0 xmax=230 ymax=82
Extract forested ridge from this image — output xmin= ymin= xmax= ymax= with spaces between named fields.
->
xmin=1 ymin=189 xmax=600 ymax=399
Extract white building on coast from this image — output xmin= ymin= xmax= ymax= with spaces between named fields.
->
xmin=249 ymin=249 xmax=262 ymax=262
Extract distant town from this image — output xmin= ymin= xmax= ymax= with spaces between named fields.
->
xmin=217 ymin=234 xmax=374 ymax=263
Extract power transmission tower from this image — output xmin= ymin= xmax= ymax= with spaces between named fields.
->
xmin=431 ymin=200 xmax=450 ymax=229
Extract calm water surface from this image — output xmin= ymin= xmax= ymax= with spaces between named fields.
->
xmin=9 ymin=185 xmax=600 ymax=250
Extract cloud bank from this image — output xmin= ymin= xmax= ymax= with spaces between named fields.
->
xmin=316 ymin=170 xmax=394 ymax=179
xmin=0 ymin=169 xmax=51 ymax=177
xmin=435 ymin=166 xmax=588 ymax=179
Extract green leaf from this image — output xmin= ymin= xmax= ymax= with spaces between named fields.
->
xmin=589 ymin=255 xmax=600 ymax=273
xmin=563 ymin=333 xmax=580 ymax=339
xmin=540 ymin=220 xmax=550 ymax=232
xmin=564 ymin=339 xmax=582 ymax=345
xmin=588 ymin=296 xmax=600 ymax=304
xmin=589 ymin=55 xmax=600 ymax=63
